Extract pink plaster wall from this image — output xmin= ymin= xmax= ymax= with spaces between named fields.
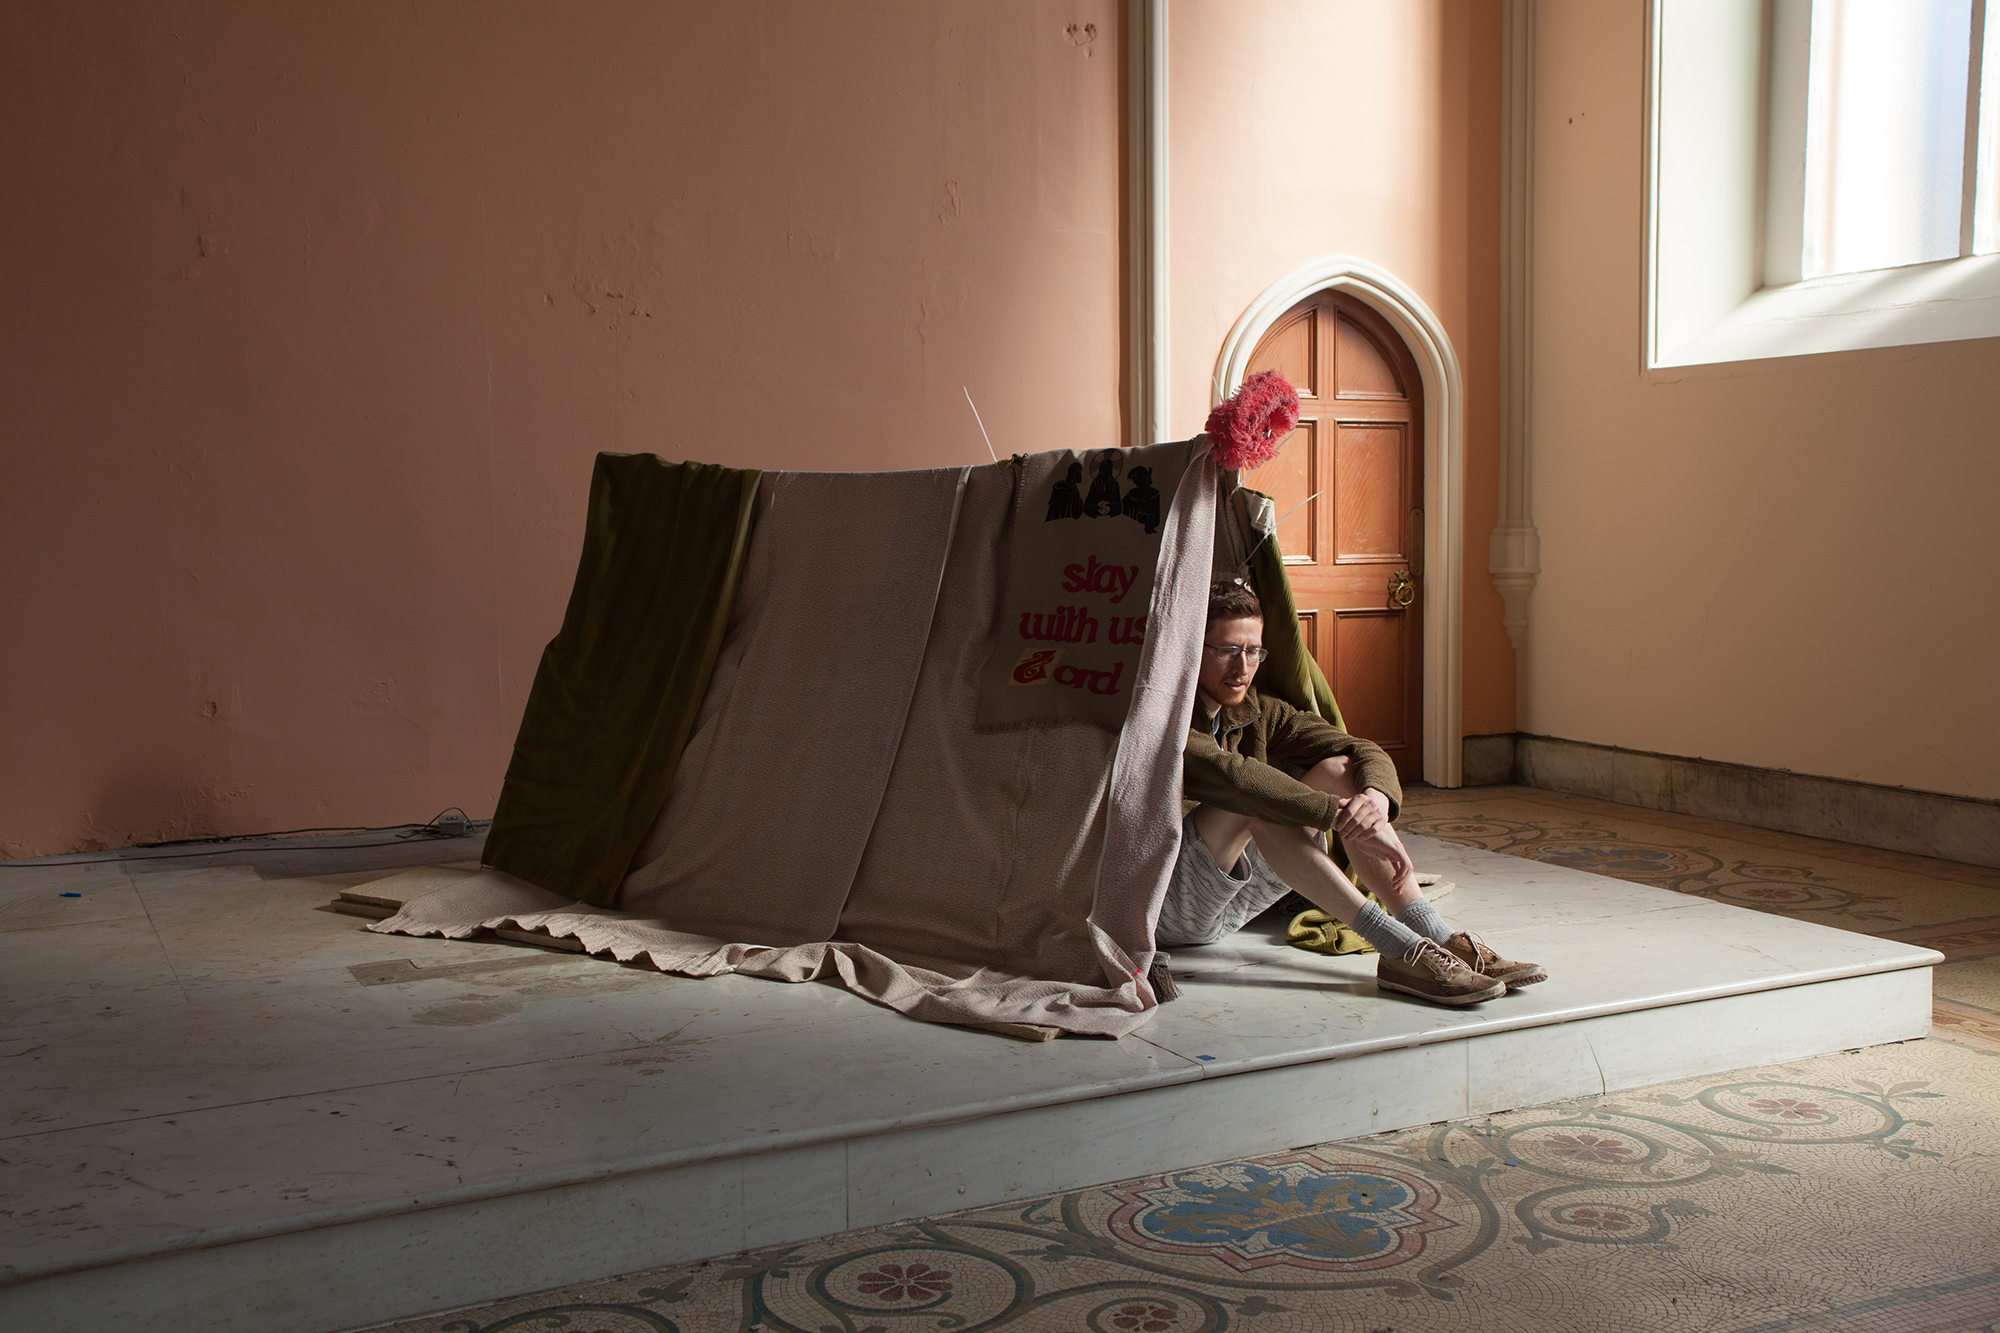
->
xmin=3 ymin=1 xmax=1507 ymax=857
xmin=1168 ymin=0 xmax=1513 ymax=740
xmin=1 ymin=0 xmax=1123 ymax=855
xmin=1525 ymin=0 xmax=2000 ymax=799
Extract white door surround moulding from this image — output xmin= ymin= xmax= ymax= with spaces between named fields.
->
xmin=1127 ymin=0 xmax=1170 ymax=450
xmin=1213 ymin=257 xmax=1466 ymax=788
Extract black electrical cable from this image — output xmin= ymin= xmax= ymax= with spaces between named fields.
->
xmin=136 ymin=826 xmax=398 ymax=848
xmin=130 ymin=808 xmax=479 ymax=848
xmin=0 ymin=810 xmax=488 ymax=868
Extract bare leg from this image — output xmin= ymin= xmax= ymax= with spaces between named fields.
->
xmin=1230 ymin=813 xmax=1370 ymax=921
xmin=1191 ymin=803 xmax=1256 ymax=879
xmin=1190 ymin=801 xmax=1376 ymax=925
xmin=1296 ymin=756 xmax=1424 ymax=914
xmin=1189 ymin=756 xmax=1430 ymax=927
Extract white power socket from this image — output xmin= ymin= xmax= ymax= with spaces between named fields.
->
xmin=433 ymin=811 xmax=472 ymax=838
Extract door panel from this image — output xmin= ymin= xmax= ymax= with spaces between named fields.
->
xmin=1333 ymin=423 xmax=1407 ymax=560
xmin=1256 ymin=306 xmax=1320 ymax=394
xmin=1333 ymin=312 xmax=1405 ymax=399
xmin=1259 ymin=310 xmax=1319 ymax=398
xmin=1242 ymin=290 xmax=1424 ymax=780
xmin=1334 ymin=610 xmax=1407 ymax=747
xmin=1258 ymin=417 xmax=1320 ymax=565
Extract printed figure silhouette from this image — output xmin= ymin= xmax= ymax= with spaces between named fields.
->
xmin=1044 ymin=461 xmax=1085 ymax=520
xmin=1083 ymin=455 xmax=1123 ymax=518
xmin=1121 ymin=465 xmax=1161 ymax=534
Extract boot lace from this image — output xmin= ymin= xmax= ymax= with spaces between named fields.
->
xmin=1401 ymin=937 xmax=1462 ymax=978
xmin=1455 ymin=931 xmax=1499 ymax=969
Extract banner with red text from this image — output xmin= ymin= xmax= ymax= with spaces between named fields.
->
xmin=976 ymin=439 xmax=1193 ymax=732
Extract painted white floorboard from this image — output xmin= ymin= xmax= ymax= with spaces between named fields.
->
xmin=0 ymin=835 xmax=1939 ymax=1333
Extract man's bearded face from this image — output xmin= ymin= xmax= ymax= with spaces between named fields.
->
xmin=1199 ymin=616 xmax=1263 ymax=709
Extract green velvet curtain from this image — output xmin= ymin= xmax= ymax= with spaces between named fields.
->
xmin=482 ymin=454 xmax=762 ymax=907
xmin=1236 ymin=485 xmax=1374 ymax=954
xmin=1236 ymin=486 xmax=1344 ymax=732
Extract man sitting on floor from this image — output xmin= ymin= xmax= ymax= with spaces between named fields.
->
xmin=1158 ymin=579 xmax=1547 ymax=1006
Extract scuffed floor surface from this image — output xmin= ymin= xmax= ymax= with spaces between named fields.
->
xmin=363 ymin=1041 xmax=1999 ymax=1333
xmin=363 ymin=788 xmax=2000 ymax=1333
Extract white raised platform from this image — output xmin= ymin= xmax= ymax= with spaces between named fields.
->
xmin=0 ymin=833 xmax=1940 ymax=1333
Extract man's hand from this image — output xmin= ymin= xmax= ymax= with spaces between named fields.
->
xmin=1332 ymin=787 xmax=1393 ymax=840
xmin=1334 ymin=788 xmax=1411 ymax=885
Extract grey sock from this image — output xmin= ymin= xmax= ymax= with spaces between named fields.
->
xmin=1352 ymin=900 xmax=1425 ymax=958
xmin=1397 ymin=897 xmax=1456 ymax=945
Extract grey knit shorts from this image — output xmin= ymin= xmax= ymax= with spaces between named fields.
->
xmin=1156 ymin=810 xmax=1295 ymax=947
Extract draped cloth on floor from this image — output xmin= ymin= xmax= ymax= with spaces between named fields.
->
xmin=368 ymin=448 xmax=1217 ymax=1036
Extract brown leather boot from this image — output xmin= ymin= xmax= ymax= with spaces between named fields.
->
xmin=1444 ymin=931 xmax=1547 ymax=989
xmin=1376 ymin=938 xmax=1506 ymax=1006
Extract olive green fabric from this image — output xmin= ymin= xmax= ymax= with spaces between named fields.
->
xmin=1234 ymin=484 xmax=1371 ymax=902
xmin=1238 ymin=486 xmax=1344 ymax=732
xmin=483 ymin=455 xmax=762 ymax=908
xmin=1285 ymin=907 xmax=1374 ymax=956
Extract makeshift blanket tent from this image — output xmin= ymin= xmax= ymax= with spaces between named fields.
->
xmin=362 ymin=364 xmax=1389 ymax=1034
xmin=368 ymin=444 xmax=1219 ymax=1036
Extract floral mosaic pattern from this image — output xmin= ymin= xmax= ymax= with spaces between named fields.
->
xmin=854 ymin=1260 xmax=952 ymax=1302
xmin=387 ymin=1043 xmax=2000 ymax=1333
xmin=1398 ymin=811 xmax=1910 ymax=925
xmin=1934 ymin=1000 xmax=2000 ymax=1053
xmin=1399 ymin=787 xmax=2000 ymax=1060
xmin=1106 ymin=1156 xmax=1453 ymax=1272
xmin=375 ymin=793 xmax=2000 ymax=1333
xmin=1539 ymin=1132 xmax=1634 ymax=1163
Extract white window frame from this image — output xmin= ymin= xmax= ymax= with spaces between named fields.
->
xmin=1648 ymin=0 xmax=2000 ymax=369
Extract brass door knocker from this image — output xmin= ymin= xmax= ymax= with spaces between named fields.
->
xmin=1387 ymin=569 xmax=1416 ymax=608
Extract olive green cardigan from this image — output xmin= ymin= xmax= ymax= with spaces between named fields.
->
xmin=1183 ymin=689 xmax=1402 ymax=831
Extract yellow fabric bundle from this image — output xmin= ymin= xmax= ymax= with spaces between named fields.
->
xmin=1285 ymin=907 xmax=1375 ymax=956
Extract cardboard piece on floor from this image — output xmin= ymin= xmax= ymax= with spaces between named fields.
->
xmin=961 ymin=1020 xmax=1065 ymax=1042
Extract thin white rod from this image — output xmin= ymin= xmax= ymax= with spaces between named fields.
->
xmin=963 ymin=387 xmax=999 ymax=464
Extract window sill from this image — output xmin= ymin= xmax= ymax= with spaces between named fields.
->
xmin=1654 ymin=252 xmax=2000 ymax=368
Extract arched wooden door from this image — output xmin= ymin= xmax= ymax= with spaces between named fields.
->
xmin=1243 ymin=290 xmax=1424 ymax=781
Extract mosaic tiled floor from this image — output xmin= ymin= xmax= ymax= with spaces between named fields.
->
xmin=366 ymin=1042 xmax=2000 ymax=1333
xmin=361 ymin=788 xmax=2000 ymax=1333
xmin=1400 ymin=786 xmax=2000 ymax=1059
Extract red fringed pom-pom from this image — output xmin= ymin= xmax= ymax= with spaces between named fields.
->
xmin=1203 ymin=370 xmax=1301 ymax=472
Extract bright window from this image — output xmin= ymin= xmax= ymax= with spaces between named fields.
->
xmin=1796 ymin=0 xmax=1998 ymax=278
xmin=1980 ymin=0 xmax=2000 ymax=253
xmin=1648 ymin=0 xmax=2000 ymax=368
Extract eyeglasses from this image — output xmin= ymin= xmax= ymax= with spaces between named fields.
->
xmin=1202 ymin=643 xmax=1270 ymax=664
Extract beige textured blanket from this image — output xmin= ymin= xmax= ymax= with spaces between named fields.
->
xmin=976 ymin=440 xmax=1193 ymax=733
xmin=367 ymin=453 xmax=1216 ymax=1035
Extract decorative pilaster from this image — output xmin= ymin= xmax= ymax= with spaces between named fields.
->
xmin=1491 ymin=0 xmax=1541 ymax=650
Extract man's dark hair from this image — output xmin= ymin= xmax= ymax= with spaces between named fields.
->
xmin=1207 ymin=579 xmax=1262 ymax=625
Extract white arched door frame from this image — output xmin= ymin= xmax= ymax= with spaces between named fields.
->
xmin=1213 ymin=256 xmax=1465 ymax=788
